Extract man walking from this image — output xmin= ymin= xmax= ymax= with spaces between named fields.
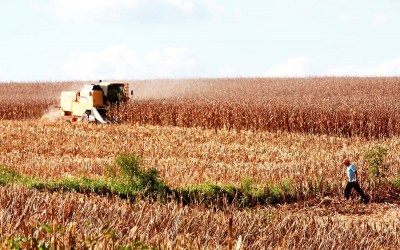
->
xmin=343 ymin=159 xmax=370 ymax=203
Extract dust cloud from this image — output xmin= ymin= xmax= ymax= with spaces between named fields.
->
xmin=130 ymin=79 xmax=206 ymax=100
xmin=42 ymin=79 xmax=206 ymax=122
xmin=41 ymin=105 xmax=63 ymax=122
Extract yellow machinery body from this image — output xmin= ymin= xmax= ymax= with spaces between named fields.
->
xmin=60 ymin=82 xmax=130 ymax=123
xmin=60 ymin=89 xmax=104 ymax=116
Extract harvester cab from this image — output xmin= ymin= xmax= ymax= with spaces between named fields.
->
xmin=98 ymin=80 xmax=131 ymax=104
xmin=60 ymin=81 xmax=131 ymax=123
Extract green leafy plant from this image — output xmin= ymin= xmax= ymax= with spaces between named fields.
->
xmin=241 ymin=176 xmax=256 ymax=194
xmin=113 ymin=153 xmax=169 ymax=196
xmin=114 ymin=153 xmax=144 ymax=180
xmin=0 ymin=165 xmax=22 ymax=185
xmin=364 ymin=145 xmax=388 ymax=178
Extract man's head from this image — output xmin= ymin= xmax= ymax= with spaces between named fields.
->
xmin=343 ymin=159 xmax=351 ymax=167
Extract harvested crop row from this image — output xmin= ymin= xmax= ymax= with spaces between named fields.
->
xmin=1 ymin=120 xmax=399 ymax=199
xmin=1 ymin=186 xmax=399 ymax=249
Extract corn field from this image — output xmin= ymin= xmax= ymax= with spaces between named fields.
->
xmin=2 ymin=77 xmax=400 ymax=138
xmin=1 ymin=78 xmax=400 ymax=249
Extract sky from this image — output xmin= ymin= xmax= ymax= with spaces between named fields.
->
xmin=0 ymin=0 xmax=400 ymax=81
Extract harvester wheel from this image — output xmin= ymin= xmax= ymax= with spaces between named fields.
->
xmin=108 ymin=117 xmax=118 ymax=123
xmin=80 ymin=111 xmax=91 ymax=123
xmin=79 ymin=115 xmax=89 ymax=123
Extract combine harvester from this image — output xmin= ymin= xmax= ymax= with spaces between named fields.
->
xmin=60 ymin=80 xmax=132 ymax=123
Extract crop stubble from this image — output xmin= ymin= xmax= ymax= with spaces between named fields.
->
xmin=1 ymin=78 xmax=400 ymax=248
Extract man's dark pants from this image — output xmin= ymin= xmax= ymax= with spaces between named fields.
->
xmin=344 ymin=181 xmax=367 ymax=200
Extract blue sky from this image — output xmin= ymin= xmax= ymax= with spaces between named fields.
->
xmin=0 ymin=0 xmax=400 ymax=81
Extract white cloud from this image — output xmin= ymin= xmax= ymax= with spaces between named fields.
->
xmin=0 ymin=69 xmax=5 ymax=82
xmin=363 ymin=58 xmax=400 ymax=76
xmin=50 ymin=0 xmax=137 ymax=23
xmin=62 ymin=45 xmax=196 ymax=80
xmin=372 ymin=12 xmax=389 ymax=26
xmin=338 ymin=13 xmax=360 ymax=24
xmin=164 ymin=0 xmax=195 ymax=13
xmin=264 ymin=57 xmax=312 ymax=77
xmin=262 ymin=57 xmax=400 ymax=77
xmin=326 ymin=58 xmax=400 ymax=76
xmin=48 ymin=0 xmax=222 ymax=23
xmin=324 ymin=65 xmax=364 ymax=76
xmin=232 ymin=8 xmax=243 ymax=19
xmin=339 ymin=10 xmax=389 ymax=27
xmin=215 ymin=65 xmax=243 ymax=78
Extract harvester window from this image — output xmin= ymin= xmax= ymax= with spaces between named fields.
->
xmin=107 ymin=85 xmax=124 ymax=103
xmin=93 ymin=85 xmax=102 ymax=91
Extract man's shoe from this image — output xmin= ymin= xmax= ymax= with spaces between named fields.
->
xmin=363 ymin=195 xmax=370 ymax=204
